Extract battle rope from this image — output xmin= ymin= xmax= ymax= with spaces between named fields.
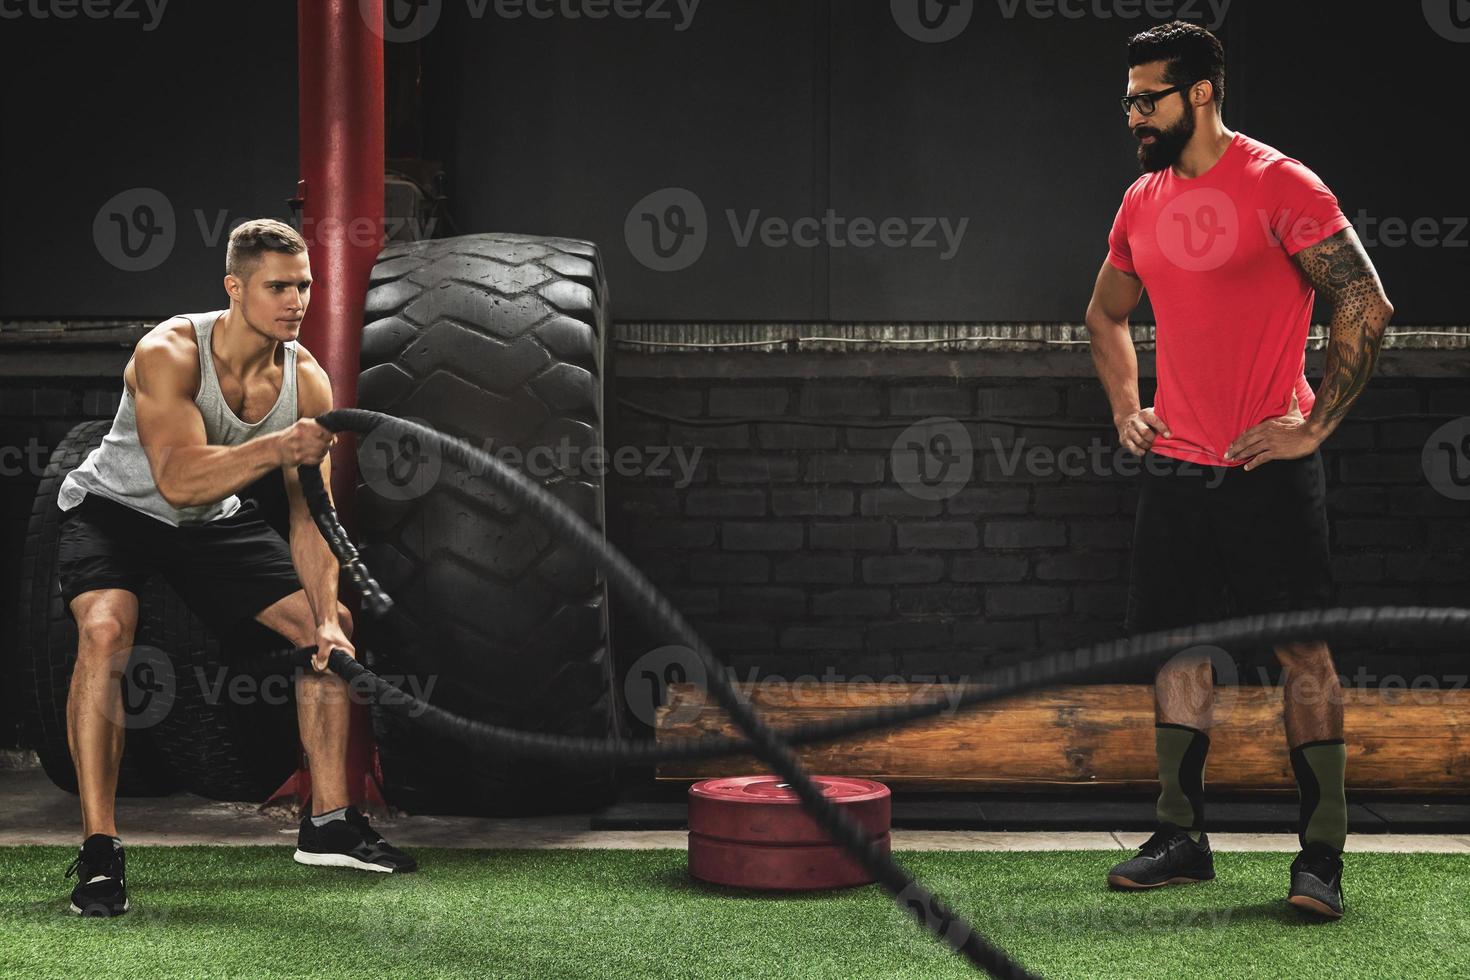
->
xmin=282 ymin=408 xmax=1470 ymax=978
xmin=306 ymin=409 xmax=1034 ymax=975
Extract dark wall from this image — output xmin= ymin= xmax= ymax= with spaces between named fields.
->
xmin=422 ymin=0 xmax=1469 ymax=322
xmin=0 ymin=1 xmax=299 ymax=318
xmin=1228 ymin=2 xmax=1467 ymax=327
xmin=425 ymin=0 xmax=830 ymax=320
xmin=608 ymin=362 xmax=1470 ymax=688
xmin=3 ymin=2 xmax=1465 ymax=323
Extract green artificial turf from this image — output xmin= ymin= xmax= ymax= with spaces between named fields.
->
xmin=2 ymin=846 xmax=1467 ymax=979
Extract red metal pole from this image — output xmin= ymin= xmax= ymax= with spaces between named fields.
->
xmin=297 ymin=0 xmax=383 ymax=529
xmin=268 ymin=0 xmax=386 ymax=815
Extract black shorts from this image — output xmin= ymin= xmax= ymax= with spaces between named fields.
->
xmin=1124 ymin=450 xmax=1333 ymax=638
xmin=56 ymin=492 xmax=302 ymax=635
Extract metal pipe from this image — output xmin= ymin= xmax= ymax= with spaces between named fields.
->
xmin=296 ymin=0 xmax=384 ymax=531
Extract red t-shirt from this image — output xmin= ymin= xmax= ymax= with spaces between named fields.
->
xmin=1107 ymin=133 xmax=1350 ymax=467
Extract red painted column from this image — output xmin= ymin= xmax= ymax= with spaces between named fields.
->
xmin=269 ymin=0 xmax=386 ymax=815
xmin=296 ymin=0 xmax=383 ymax=529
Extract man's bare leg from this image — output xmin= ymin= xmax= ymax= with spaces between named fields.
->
xmin=1277 ymin=640 xmax=1344 ymax=746
xmin=1275 ymin=639 xmax=1347 ymax=916
xmin=1152 ymin=649 xmax=1215 ymax=838
xmin=1277 ymin=640 xmax=1348 ymax=851
xmin=255 ymin=590 xmax=353 ymax=815
xmin=259 ymin=589 xmax=417 ymax=873
xmin=1108 ymin=648 xmax=1218 ymax=886
xmin=66 ymin=589 xmax=140 ymax=841
xmin=1155 ymin=649 xmax=1215 ymax=730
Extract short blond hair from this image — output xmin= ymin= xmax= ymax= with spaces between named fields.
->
xmin=226 ymin=219 xmax=307 ymax=280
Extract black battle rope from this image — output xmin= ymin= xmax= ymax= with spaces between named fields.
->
xmin=285 ymin=408 xmax=1470 ymax=979
xmin=274 ymin=417 xmax=1470 ymax=766
xmin=307 ymin=410 xmax=1027 ymax=976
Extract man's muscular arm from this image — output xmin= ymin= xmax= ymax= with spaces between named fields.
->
xmin=1225 ymin=228 xmax=1394 ymax=469
xmin=281 ymin=357 xmax=349 ymax=656
xmin=1296 ymin=227 xmax=1395 ymax=440
xmin=1085 ymin=259 xmax=1171 ymax=456
xmin=133 ymin=330 xmax=334 ymax=508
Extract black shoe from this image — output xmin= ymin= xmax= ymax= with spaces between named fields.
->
xmin=1107 ymin=824 xmax=1216 ymax=890
xmin=294 ymin=806 xmax=418 ymax=873
xmin=1288 ymin=843 xmax=1344 ymax=919
xmin=66 ymin=834 xmax=129 ymax=917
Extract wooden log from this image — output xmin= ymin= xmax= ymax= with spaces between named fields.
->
xmin=655 ymin=683 xmax=1470 ymax=794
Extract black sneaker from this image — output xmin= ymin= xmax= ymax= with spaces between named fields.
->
xmin=1107 ymin=824 xmax=1216 ymax=890
xmin=66 ymin=834 xmax=129 ymax=917
xmin=1288 ymin=843 xmax=1344 ymax=919
xmin=294 ymin=806 xmax=418 ymax=873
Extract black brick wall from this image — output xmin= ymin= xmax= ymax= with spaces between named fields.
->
xmin=607 ymin=372 xmax=1470 ymax=690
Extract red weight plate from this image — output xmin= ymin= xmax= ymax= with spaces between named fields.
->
xmin=688 ymin=776 xmax=890 ymax=845
xmin=687 ymin=831 xmax=888 ymax=890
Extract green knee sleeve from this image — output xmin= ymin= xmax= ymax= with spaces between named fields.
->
xmin=1155 ymin=723 xmax=1209 ymax=839
xmin=1290 ymin=739 xmax=1347 ymax=852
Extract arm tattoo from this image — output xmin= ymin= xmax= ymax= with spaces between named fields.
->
xmin=1293 ymin=228 xmax=1393 ymax=430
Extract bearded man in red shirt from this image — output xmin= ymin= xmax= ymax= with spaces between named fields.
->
xmin=1084 ymin=21 xmax=1394 ymax=920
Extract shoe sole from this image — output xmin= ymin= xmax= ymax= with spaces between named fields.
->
xmin=69 ymin=899 xmax=129 ymax=916
xmin=1288 ymin=894 xmax=1343 ymax=919
xmin=293 ymin=848 xmax=402 ymax=873
xmin=1107 ymin=873 xmax=1215 ymax=890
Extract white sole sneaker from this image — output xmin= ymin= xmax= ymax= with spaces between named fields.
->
xmin=293 ymin=848 xmax=397 ymax=873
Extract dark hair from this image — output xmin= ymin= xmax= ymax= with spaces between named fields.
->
xmin=1127 ymin=20 xmax=1225 ymax=108
xmin=226 ymin=218 xmax=307 ymax=280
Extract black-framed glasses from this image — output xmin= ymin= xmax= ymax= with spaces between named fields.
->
xmin=1120 ymin=82 xmax=1198 ymax=117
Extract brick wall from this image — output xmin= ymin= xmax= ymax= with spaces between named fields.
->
xmin=606 ymin=360 xmax=1470 ymax=691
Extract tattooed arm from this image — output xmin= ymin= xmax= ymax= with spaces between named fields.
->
xmin=1226 ymin=227 xmax=1394 ymax=469
xmin=1296 ymin=227 xmax=1395 ymax=438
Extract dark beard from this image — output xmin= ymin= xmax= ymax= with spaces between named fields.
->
xmin=1136 ymin=109 xmax=1195 ymax=173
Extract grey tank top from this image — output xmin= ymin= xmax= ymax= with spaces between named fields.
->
xmin=58 ymin=310 xmax=299 ymax=526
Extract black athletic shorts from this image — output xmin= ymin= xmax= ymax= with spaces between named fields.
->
xmin=1124 ymin=450 xmax=1333 ymax=638
xmin=56 ymin=492 xmax=302 ymax=635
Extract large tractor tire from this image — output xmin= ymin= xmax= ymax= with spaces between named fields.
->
xmin=19 ymin=422 xmax=301 ymax=801
xmin=16 ymin=421 xmax=176 ymax=795
xmin=356 ymin=233 xmax=622 ymax=815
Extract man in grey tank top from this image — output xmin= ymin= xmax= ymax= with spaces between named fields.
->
xmin=57 ymin=219 xmax=416 ymax=917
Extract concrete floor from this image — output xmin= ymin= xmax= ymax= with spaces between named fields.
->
xmin=4 ymin=769 xmax=1469 ymax=852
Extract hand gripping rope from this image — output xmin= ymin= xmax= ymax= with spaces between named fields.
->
xmin=270 ymin=408 xmax=1470 ymax=979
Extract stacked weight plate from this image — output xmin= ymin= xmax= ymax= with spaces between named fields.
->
xmin=687 ymin=775 xmax=892 ymax=890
